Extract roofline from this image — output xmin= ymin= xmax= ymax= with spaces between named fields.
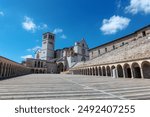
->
xmin=0 ymin=56 xmax=23 ymax=65
xmin=89 ymin=24 xmax=150 ymax=51
xmin=43 ymin=32 xmax=55 ymax=36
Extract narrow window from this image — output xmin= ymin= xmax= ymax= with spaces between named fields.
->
xmin=142 ymin=31 xmax=146 ymax=37
xmin=113 ymin=45 xmax=115 ymax=49
xmin=105 ymin=48 xmax=107 ymax=52
xmin=98 ymin=50 xmax=100 ymax=55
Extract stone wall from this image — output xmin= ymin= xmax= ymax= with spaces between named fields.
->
xmin=89 ymin=26 xmax=150 ymax=60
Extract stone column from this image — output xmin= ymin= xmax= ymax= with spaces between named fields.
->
xmin=116 ymin=68 xmax=118 ymax=78
xmin=140 ymin=67 xmax=144 ymax=79
xmin=130 ymin=66 xmax=134 ymax=79
xmin=105 ymin=67 xmax=108 ymax=77
xmin=122 ymin=67 xmax=126 ymax=78
xmin=98 ymin=67 xmax=100 ymax=76
xmin=94 ymin=67 xmax=96 ymax=76
xmin=91 ymin=68 xmax=94 ymax=76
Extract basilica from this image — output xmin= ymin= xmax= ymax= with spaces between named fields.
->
xmin=25 ymin=32 xmax=89 ymax=74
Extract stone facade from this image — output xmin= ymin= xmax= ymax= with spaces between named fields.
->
xmin=25 ymin=58 xmax=57 ymax=74
xmin=71 ymin=25 xmax=150 ymax=79
xmin=26 ymin=33 xmax=89 ymax=73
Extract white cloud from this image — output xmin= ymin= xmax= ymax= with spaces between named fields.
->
xmin=22 ymin=16 xmax=48 ymax=32
xmin=0 ymin=11 xmax=4 ymax=16
xmin=27 ymin=46 xmax=41 ymax=52
xmin=125 ymin=0 xmax=150 ymax=14
xmin=22 ymin=16 xmax=37 ymax=32
xmin=60 ymin=34 xmax=67 ymax=39
xmin=53 ymin=28 xmax=63 ymax=34
xmin=21 ymin=55 xmax=33 ymax=59
xmin=100 ymin=15 xmax=131 ymax=35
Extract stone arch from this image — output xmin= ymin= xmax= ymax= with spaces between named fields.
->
xmin=39 ymin=69 xmax=43 ymax=73
xmin=132 ymin=62 xmax=141 ymax=78
xmin=90 ymin=68 xmax=92 ymax=75
xmin=98 ymin=67 xmax=102 ymax=76
xmin=92 ymin=67 xmax=95 ymax=75
xmin=117 ymin=65 xmax=123 ymax=78
xmin=79 ymin=69 xmax=81 ymax=75
xmin=41 ymin=62 xmax=43 ymax=68
xmin=95 ymin=67 xmax=98 ymax=76
xmin=124 ymin=64 xmax=132 ymax=78
xmin=35 ymin=69 xmax=39 ymax=74
xmin=34 ymin=61 xmax=37 ymax=67
xmin=86 ymin=69 xmax=88 ymax=75
xmin=38 ymin=61 xmax=40 ymax=68
xmin=141 ymin=61 xmax=150 ymax=78
xmin=102 ymin=66 xmax=106 ymax=76
xmin=106 ymin=66 xmax=111 ymax=76
xmin=5 ymin=64 xmax=9 ymax=77
xmin=87 ymin=68 xmax=90 ymax=75
xmin=0 ymin=61 xmax=2 ymax=77
xmin=57 ymin=63 xmax=64 ymax=73
xmin=43 ymin=70 xmax=46 ymax=73
xmin=2 ymin=63 xmax=6 ymax=77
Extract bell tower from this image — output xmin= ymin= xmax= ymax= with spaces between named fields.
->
xmin=40 ymin=32 xmax=55 ymax=61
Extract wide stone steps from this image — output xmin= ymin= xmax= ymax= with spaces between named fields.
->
xmin=0 ymin=74 xmax=150 ymax=100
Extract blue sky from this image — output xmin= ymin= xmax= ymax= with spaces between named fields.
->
xmin=0 ymin=0 xmax=150 ymax=62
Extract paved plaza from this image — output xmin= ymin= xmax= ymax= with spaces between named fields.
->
xmin=0 ymin=74 xmax=150 ymax=100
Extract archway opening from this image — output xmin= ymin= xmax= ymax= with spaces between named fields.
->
xmin=142 ymin=61 xmax=150 ymax=79
xmin=124 ymin=64 xmax=132 ymax=78
xmin=0 ymin=62 xmax=2 ymax=76
xmin=117 ymin=65 xmax=123 ymax=78
xmin=102 ymin=66 xmax=106 ymax=76
xmin=132 ymin=63 xmax=141 ymax=78
xmin=92 ymin=67 xmax=95 ymax=75
xmin=95 ymin=67 xmax=98 ymax=76
xmin=35 ymin=69 xmax=38 ymax=74
xmin=106 ymin=66 xmax=111 ymax=76
xmin=2 ymin=63 xmax=6 ymax=77
xmin=40 ymin=69 xmax=43 ymax=73
xmin=90 ymin=68 xmax=92 ymax=75
xmin=98 ymin=67 xmax=102 ymax=76
xmin=87 ymin=68 xmax=90 ymax=75
xmin=38 ymin=61 xmax=40 ymax=68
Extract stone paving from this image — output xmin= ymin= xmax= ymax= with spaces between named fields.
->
xmin=0 ymin=74 xmax=150 ymax=100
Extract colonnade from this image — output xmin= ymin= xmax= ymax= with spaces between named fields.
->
xmin=0 ymin=56 xmax=31 ymax=79
xmin=72 ymin=60 xmax=150 ymax=79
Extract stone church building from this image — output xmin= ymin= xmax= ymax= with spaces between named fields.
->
xmin=25 ymin=32 xmax=89 ymax=74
